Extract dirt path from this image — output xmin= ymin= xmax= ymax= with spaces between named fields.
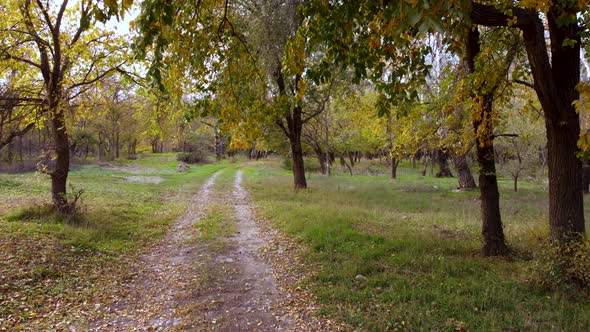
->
xmin=90 ymin=170 xmax=223 ymax=331
xmin=90 ymin=169 xmax=330 ymax=331
xmin=192 ymin=170 xmax=292 ymax=331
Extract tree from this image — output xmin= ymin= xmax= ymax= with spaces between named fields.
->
xmin=304 ymin=0 xmax=588 ymax=242
xmin=0 ymin=0 xmax=131 ymax=212
xmin=137 ymin=0 xmax=340 ymax=189
xmin=470 ymin=1 xmax=587 ymax=241
xmin=463 ymin=27 xmax=520 ymax=255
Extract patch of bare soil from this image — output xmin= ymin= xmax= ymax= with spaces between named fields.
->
xmin=125 ymin=176 xmax=165 ymax=184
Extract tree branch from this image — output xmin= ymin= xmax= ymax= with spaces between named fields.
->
xmin=493 ymin=133 xmax=519 ymax=138
xmin=513 ymin=79 xmax=534 ymax=89
xmin=471 ymin=2 xmax=537 ymax=29
xmin=0 ymin=122 xmax=35 ymax=150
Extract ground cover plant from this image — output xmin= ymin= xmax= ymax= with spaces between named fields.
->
xmin=0 ymin=155 xmax=227 ymax=329
xmin=245 ymin=159 xmax=590 ymax=330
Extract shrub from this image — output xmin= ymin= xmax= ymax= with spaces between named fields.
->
xmin=281 ymin=157 xmax=293 ymax=170
xmin=177 ymin=150 xmax=205 ymax=164
xmin=281 ymin=157 xmax=323 ymax=173
xmin=530 ymin=239 xmax=590 ymax=291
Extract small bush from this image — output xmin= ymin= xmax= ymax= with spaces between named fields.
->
xmin=281 ymin=157 xmax=293 ymax=170
xmin=530 ymin=239 xmax=590 ymax=291
xmin=281 ymin=157 xmax=323 ymax=173
xmin=304 ymin=158 xmax=322 ymax=173
xmin=177 ymin=150 xmax=205 ymax=164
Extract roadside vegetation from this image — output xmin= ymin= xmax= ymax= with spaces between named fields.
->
xmin=245 ymin=158 xmax=590 ymax=330
xmin=0 ymin=154 xmax=225 ymax=329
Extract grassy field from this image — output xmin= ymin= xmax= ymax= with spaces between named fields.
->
xmin=1 ymin=154 xmax=589 ymax=330
xmin=0 ymin=154 xmax=227 ymax=329
xmin=244 ymin=158 xmax=590 ymax=331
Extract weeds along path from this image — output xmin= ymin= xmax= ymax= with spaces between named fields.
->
xmin=89 ymin=170 xmax=223 ymax=331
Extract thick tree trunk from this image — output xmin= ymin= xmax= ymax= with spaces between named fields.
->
xmin=50 ymin=107 xmax=70 ymax=213
xmin=582 ymin=160 xmax=590 ymax=194
xmin=476 ymin=138 xmax=507 ymax=255
xmin=435 ymin=149 xmax=453 ymax=177
xmin=290 ymin=136 xmax=307 ymax=189
xmin=526 ymin=10 xmax=584 ymax=240
xmin=546 ymin=120 xmax=585 ymax=239
xmin=454 ymin=154 xmax=477 ymax=189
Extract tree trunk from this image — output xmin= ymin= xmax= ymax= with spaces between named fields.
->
xmin=528 ymin=10 xmax=585 ymax=240
xmin=546 ymin=119 xmax=585 ymax=239
xmin=115 ymin=131 xmax=120 ymax=159
xmin=50 ymin=107 xmax=70 ymax=213
xmin=454 ymin=154 xmax=477 ymax=189
xmin=318 ymin=153 xmax=327 ymax=175
xmin=513 ymin=176 xmax=518 ymax=192
xmin=391 ymin=158 xmax=399 ymax=179
xmin=582 ymin=160 xmax=590 ymax=194
xmin=340 ymin=156 xmax=353 ymax=176
xmin=290 ymin=136 xmax=307 ymax=189
xmin=313 ymin=146 xmax=327 ymax=175
xmin=214 ymin=127 xmax=224 ymax=161
xmin=476 ymin=137 xmax=507 ymax=255
xmin=435 ymin=149 xmax=453 ymax=177
xmin=466 ymin=27 xmax=507 ymax=256
xmin=429 ymin=152 xmax=434 ymax=176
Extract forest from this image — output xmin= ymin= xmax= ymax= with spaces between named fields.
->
xmin=1 ymin=0 xmax=590 ymax=330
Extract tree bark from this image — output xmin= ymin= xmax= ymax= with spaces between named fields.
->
xmin=340 ymin=156 xmax=353 ymax=176
xmin=454 ymin=154 xmax=477 ymax=189
xmin=435 ymin=149 xmax=453 ymax=177
xmin=50 ymin=107 xmax=70 ymax=213
xmin=391 ymin=158 xmax=399 ymax=179
xmin=275 ymin=69 xmax=307 ymax=189
xmin=290 ymin=135 xmax=307 ymax=189
xmin=476 ymin=133 xmax=507 ymax=255
xmin=582 ymin=160 xmax=590 ymax=194
xmin=466 ymin=27 xmax=508 ymax=256
xmin=312 ymin=146 xmax=327 ymax=175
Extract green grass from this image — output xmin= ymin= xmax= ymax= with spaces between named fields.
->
xmin=244 ymin=158 xmax=590 ymax=331
xmin=0 ymin=153 xmax=227 ymax=329
xmin=196 ymin=202 xmax=236 ymax=242
xmin=1 ymin=159 xmax=228 ymax=252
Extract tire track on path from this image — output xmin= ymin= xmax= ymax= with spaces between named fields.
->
xmin=90 ymin=170 xmax=223 ymax=331
xmin=193 ymin=170 xmax=292 ymax=331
